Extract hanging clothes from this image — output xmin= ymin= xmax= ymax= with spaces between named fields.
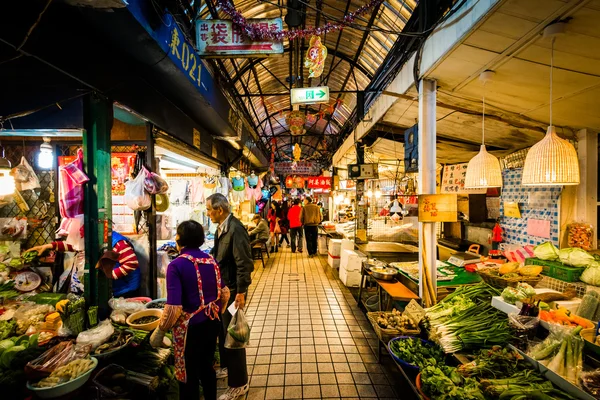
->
xmin=57 ymin=149 xmax=89 ymax=248
xmin=190 ymin=176 xmax=205 ymax=204
xmin=204 ymin=176 xmax=218 ymax=200
xmin=170 ymin=180 xmax=189 ymax=205
xmin=217 ymin=176 xmax=231 ymax=197
xmin=245 ymin=175 xmax=262 ymax=202
xmin=231 ymin=176 xmax=245 ymax=204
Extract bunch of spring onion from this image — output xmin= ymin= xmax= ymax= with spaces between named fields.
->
xmin=426 ymin=283 xmax=513 ymax=353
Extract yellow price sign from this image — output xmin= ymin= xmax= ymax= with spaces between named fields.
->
xmin=503 ymin=202 xmax=522 ymax=218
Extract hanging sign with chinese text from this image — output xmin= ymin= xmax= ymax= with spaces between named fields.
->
xmin=307 ymin=176 xmax=331 ymax=190
xmin=196 ymin=19 xmax=284 ymax=57
xmin=418 ymin=194 xmax=458 ymax=222
xmin=290 ymin=86 xmax=330 ymax=105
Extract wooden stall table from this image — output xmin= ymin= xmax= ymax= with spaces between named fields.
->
xmin=357 ymin=263 xmax=420 ymax=312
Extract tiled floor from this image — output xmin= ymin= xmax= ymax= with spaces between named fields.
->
xmin=219 ymin=245 xmax=403 ymax=399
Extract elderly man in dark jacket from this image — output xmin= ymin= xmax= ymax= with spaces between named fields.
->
xmin=206 ymin=193 xmax=254 ymax=400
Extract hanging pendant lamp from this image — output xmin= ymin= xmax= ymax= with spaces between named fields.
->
xmin=522 ymin=23 xmax=579 ymax=186
xmin=465 ymin=71 xmax=503 ymax=188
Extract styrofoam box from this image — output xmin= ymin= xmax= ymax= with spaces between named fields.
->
xmin=341 ymin=239 xmax=354 ymax=252
xmin=340 ymin=267 xmax=362 ymax=288
xmin=318 ymin=236 xmax=328 ymax=255
xmin=347 ymin=252 xmax=366 ymax=273
xmin=328 ymin=239 xmax=342 ymax=257
xmin=340 ymin=249 xmax=356 ymax=272
xmin=328 ymin=254 xmax=340 ymax=269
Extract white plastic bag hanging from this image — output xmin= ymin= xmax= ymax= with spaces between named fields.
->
xmin=124 ymin=168 xmax=151 ymax=211
xmin=224 ymin=308 xmax=251 ymax=349
xmin=14 ymin=157 xmax=40 ymax=191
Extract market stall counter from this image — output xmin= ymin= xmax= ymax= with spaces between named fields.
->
xmin=356 ymin=241 xmax=419 ymax=262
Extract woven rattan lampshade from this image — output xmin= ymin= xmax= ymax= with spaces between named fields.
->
xmin=522 ymin=126 xmax=580 ymax=186
xmin=465 ymin=145 xmax=503 ymax=188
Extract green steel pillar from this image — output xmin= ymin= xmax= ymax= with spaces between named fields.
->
xmin=82 ymin=94 xmax=113 ymax=314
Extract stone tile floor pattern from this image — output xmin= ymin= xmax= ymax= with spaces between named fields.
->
xmin=216 ymin=245 xmax=406 ymax=399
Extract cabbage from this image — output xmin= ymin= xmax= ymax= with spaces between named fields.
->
xmin=501 ymin=283 xmax=536 ymax=305
xmin=558 ymin=247 xmax=594 ymax=267
xmin=581 ymin=262 xmax=600 ymax=286
xmin=534 ymin=242 xmax=559 ymax=261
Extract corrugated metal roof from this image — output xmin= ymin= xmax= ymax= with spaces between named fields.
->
xmin=199 ymin=0 xmax=416 ymax=161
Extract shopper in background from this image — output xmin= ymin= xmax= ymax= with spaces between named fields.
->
xmin=267 ymin=202 xmax=281 ymax=253
xmin=288 ymin=198 xmax=303 ymax=253
xmin=150 ymin=220 xmax=227 ymax=400
xmin=206 ymin=193 xmax=253 ymax=400
xmin=301 ymin=196 xmax=322 ymax=258
xmin=248 ymin=214 xmax=270 ymax=246
xmin=278 ymin=200 xmax=290 ymax=248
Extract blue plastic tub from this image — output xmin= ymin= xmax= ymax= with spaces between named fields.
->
xmin=387 ymin=336 xmax=440 ymax=373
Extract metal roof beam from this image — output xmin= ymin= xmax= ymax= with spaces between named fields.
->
xmin=230 ymin=47 xmax=372 ymax=84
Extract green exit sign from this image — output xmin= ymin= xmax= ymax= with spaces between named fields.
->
xmin=290 ymin=86 xmax=330 ymax=105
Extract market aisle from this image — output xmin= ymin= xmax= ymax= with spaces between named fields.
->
xmin=217 ymin=246 xmax=401 ymax=400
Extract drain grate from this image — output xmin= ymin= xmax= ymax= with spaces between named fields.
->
xmin=283 ymin=273 xmax=305 ymax=283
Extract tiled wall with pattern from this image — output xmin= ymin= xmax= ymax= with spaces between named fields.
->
xmin=500 ymin=168 xmax=562 ymax=246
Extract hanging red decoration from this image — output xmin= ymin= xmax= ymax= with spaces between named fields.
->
xmin=286 ymin=110 xmax=306 ymax=136
xmin=216 ymin=0 xmax=384 ymax=41
xmin=306 ymin=113 xmax=317 ymax=124
xmin=304 ymin=36 xmax=327 ymax=78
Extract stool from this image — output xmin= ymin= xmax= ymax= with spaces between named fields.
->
xmin=252 ymin=241 xmax=270 ymax=268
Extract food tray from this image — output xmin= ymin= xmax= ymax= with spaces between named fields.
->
xmin=387 ymin=336 xmax=438 ymax=373
xmin=367 ymin=312 xmax=420 ymax=343
xmin=525 ymin=258 xmax=585 ymax=282
xmin=477 ymin=267 xmax=542 ymax=289
xmin=26 ymin=357 xmax=98 ymax=399
xmin=93 ymin=329 xmax=134 ymax=360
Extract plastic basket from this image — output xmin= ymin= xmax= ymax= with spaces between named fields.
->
xmin=477 ymin=267 xmax=542 ymax=289
xmin=367 ymin=312 xmax=420 ymax=343
xmin=525 ymin=257 xmax=585 ymax=282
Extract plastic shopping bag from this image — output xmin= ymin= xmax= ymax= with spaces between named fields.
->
xmin=124 ymin=168 xmax=151 ymax=211
xmin=11 ymin=157 xmax=41 ymax=191
xmin=144 ymin=168 xmax=169 ymax=195
xmin=224 ymin=309 xmax=251 ymax=349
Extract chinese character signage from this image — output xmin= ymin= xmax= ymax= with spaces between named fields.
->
xmin=275 ymin=161 xmax=320 ymax=175
xmin=196 ymin=19 xmax=284 ymax=57
xmin=290 ymin=86 xmax=329 ymax=105
xmin=306 ymin=176 xmax=331 ymax=190
xmin=441 ymin=163 xmax=487 ymax=194
xmin=418 ymin=194 xmax=458 ymax=222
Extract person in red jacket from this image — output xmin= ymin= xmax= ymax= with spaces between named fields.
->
xmin=287 ymin=198 xmax=303 ymax=253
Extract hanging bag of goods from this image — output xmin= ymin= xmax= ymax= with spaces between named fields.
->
xmin=11 ymin=156 xmax=41 ymax=191
xmin=124 ymin=167 xmax=151 ymax=211
xmin=143 ymin=167 xmax=169 ymax=195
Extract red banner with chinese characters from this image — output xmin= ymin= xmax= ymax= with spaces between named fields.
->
xmin=307 ymin=176 xmax=331 ymax=190
xmin=196 ymin=19 xmax=284 ymax=57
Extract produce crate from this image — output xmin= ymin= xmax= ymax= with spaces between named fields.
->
xmin=525 ymin=257 xmax=585 ymax=283
xmin=477 ymin=267 xmax=542 ymax=289
xmin=367 ymin=312 xmax=420 ymax=343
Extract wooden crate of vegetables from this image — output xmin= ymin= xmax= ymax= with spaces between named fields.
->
xmin=367 ymin=309 xmax=419 ymax=343
xmin=477 ymin=263 xmax=542 ymax=289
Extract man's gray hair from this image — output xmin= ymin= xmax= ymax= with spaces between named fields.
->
xmin=207 ymin=193 xmax=230 ymax=212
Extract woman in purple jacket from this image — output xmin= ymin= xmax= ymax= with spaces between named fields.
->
xmin=151 ymin=221 xmax=230 ymax=400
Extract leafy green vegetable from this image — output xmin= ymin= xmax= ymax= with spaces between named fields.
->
xmin=558 ymin=247 xmax=594 ymax=267
xmin=21 ymin=250 xmax=38 ymax=263
xmin=580 ymin=261 xmax=600 ymax=286
xmin=534 ymin=242 xmax=559 ymax=261
xmin=425 ymin=283 xmax=513 ymax=353
xmin=421 ymin=365 xmax=485 ymax=400
xmin=389 ymin=337 xmax=445 ymax=369
xmin=1 ymin=345 xmax=26 ymax=368
xmin=0 ymin=321 xmax=16 ymax=341
xmin=501 ymin=283 xmax=536 ymax=305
